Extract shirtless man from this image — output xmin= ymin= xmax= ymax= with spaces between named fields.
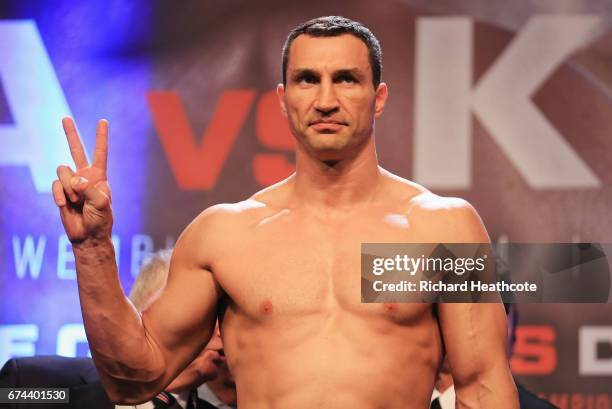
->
xmin=52 ymin=16 xmax=518 ymax=409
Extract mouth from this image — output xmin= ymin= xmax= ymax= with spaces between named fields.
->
xmin=309 ymin=120 xmax=347 ymax=133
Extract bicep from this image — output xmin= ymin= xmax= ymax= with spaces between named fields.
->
xmin=438 ymin=303 xmax=518 ymax=407
xmin=438 ymin=303 xmax=508 ymax=385
xmin=140 ymin=222 xmax=221 ymax=387
xmin=433 ymin=198 xmax=517 ymax=405
xmin=439 ymin=200 xmax=508 ymax=382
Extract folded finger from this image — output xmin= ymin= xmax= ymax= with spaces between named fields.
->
xmin=73 ymin=177 xmax=110 ymax=210
xmin=56 ymin=165 xmax=79 ymax=203
xmin=52 ymin=180 xmax=66 ymax=207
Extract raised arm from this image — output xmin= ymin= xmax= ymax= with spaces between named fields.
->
xmin=434 ymin=200 xmax=518 ymax=409
xmin=52 ymin=118 xmax=220 ymax=403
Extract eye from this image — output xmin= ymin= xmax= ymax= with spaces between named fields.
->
xmin=297 ymin=74 xmax=318 ymax=84
xmin=336 ymin=74 xmax=357 ymax=84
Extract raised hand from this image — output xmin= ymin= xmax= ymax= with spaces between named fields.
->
xmin=52 ymin=117 xmax=113 ymax=245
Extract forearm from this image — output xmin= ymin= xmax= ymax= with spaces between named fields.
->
xmin=73 ymin=239 xmax=165 ymax=395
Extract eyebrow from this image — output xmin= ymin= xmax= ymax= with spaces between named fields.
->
xmin=290 ymin=67 xmax=365 ymax=80
xmin=290 ymin=68 xmax=317 ymax=80
xmin=333 ymin=68 xmax=363 ymax=80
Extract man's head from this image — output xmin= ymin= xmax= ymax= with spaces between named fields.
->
xmin=202 ymin=320 xmax=236 ymax=405
xmin=129 ymin=250 xmax=229 ymax=393
xmin=281 ymin=16 xmax=383 ymax=89
xmin=277 ymin=16 xmax=388 ymax=162
xmin=129 ymin=249 xmax=173 ymax=311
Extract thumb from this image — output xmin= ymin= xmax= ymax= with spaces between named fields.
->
xmin=71 ymin=177 xmax=110 ymax=210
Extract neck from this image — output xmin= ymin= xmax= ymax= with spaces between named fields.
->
xmin=207 ymin=377 xmax=237 ymax=406
xmin=290 ymin=135 xmax=382 ymax=213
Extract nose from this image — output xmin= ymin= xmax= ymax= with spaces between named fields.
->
xmin=314 ymin=80 xmax=339 ymax=116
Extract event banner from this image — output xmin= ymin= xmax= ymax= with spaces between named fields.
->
xmin=1 ymin=0 xmax=611 ymax=406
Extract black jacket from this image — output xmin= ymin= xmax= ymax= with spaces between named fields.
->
xmin=0 ymin=356 xmax=113 ymax=409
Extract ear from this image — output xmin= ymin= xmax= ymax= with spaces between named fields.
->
xmin=277 ymin=83 xmax=288 ymax=117
xmin=373 ymin=82 xmax=388 ymax=118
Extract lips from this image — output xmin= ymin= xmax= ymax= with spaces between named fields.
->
xmin=310 ymin=120 xmax=346 ymax=132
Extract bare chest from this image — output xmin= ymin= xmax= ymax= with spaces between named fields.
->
xmin=211 ymin=209 xmax=430 ymax=324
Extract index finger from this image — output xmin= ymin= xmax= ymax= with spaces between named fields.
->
xmin=92 ymin=119 xmax=108 ymax=171
xmin=62 ymin=117 xmax=89 ymax=169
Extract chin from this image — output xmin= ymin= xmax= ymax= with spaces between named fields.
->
xmin=307 ymin=138 xmax=348 ymax=156
xmin=315 ymin=142 xmax=367 ymax=163
xmin=304 ymin=130 xmax=369 ymax=160
xmin=305 ymin=147 xmax=342 ymax=163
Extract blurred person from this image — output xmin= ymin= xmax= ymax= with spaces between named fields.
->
xmin=430 ymin=305 xmax=557 ymax=409
xmin=0 ymin=249 xmax=231 ymax=409
xmin=0 ymin=355 xmax=109 ymax=409
xmin=53 ymin=16 xmax=517 ymax=409
xmin=194 ymin=333 xmax=236 ymax=409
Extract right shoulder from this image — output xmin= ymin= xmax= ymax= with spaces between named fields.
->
xmin=191 ymin=175 xmax=294 ymax=230
xmin=175 ymin=178 xmax=293 ymax=256
xmin=172 ymin=200 xmax=270 ymax=266
xmin=183 ymin=199 xmax=269 ymax=238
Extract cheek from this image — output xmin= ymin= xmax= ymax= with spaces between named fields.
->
xmin=285 ymin=109 xmax=304 ymax=136
xmin=285 ymin=100 xmax=305 ymax=124
xmin=342 ymin=95 xmax=374 ymax=125
xmin=287 ymin=105 xmax=302 ymax=123
xmin=286 ymin=90 xmax=314 ymax=112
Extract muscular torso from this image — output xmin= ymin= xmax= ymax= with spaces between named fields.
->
xmin=203 ymin=177 xmax=447 ymax=409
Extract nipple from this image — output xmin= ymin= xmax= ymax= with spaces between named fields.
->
xmin=260 ymin=299 xmax=274 ymax=315
xmin=383 ymin=302 xmax=398 ymax=313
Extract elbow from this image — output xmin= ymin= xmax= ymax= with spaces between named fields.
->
xmin=107 ymin=391 xmax=156 ymax=406
xmin=106 ymin=391 xmax=141 ymax=406
xmin=454 ymin=367 xmax=519 ymax=408
xmin=98 ymin=368 xmax=166 ymax=405
xmin=104 ymin=381 xmax=163 ymax=405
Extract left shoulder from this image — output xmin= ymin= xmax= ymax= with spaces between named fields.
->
xmin=407 ymin=192 xmax=489 ymax=242
xmin=412 ymin=192 xmax=480 ymax=220
xmin=377 ymin=169 xmax=489 ymax=242
xmin=379 ymin=168 xmax=476 ymax=216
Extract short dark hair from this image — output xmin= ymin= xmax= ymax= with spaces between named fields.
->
xmin=282 ymin=16 xmax=383 ymax=88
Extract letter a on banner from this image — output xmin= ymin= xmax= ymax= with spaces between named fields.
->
xmin=0 ymin=21 xmax=74 ymax=192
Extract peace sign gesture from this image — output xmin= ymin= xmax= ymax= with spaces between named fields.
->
xmin=52 ymin=117 xmax=114 ymax=245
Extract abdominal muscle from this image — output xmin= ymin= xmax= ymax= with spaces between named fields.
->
xmin=221 ymin=305 xmax=443 ymax=409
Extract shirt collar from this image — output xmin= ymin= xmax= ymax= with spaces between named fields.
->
xmin=197 ymin=384 xmax=236 ymax=409
xmin=432 ymin=386 xmax=456 ymax=409
xmin=171 ymin=391 xmax=190 ymax=409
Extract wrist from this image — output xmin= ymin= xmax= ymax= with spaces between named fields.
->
xmin=72 ymin=235 xmax=114 ymax=252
